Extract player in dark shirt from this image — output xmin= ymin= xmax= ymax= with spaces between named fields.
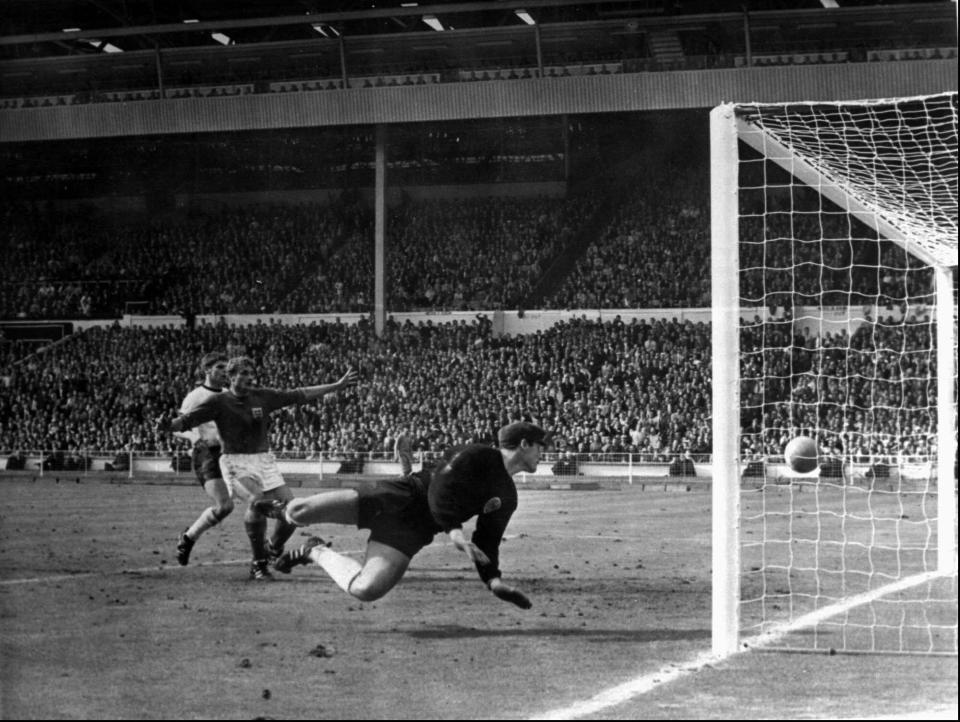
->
xmin=159 ymin=356 xmax=357 ymax=580
xmin=256 ymin=421 xmax=548 ymax=609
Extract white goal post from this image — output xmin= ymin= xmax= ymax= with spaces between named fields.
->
xmin=710 ymin=93 xmax=958 ymax=656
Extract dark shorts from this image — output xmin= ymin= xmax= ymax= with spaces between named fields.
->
xmin=356 ymin=476 xmax=439 ymax=558
xmin=192 ymin=442 xmax=223 ymax=486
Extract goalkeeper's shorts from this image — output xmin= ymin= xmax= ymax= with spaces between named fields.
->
xmin=355 ymin=476 xmax=440 ymax=558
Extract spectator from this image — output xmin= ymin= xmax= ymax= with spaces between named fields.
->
xmin=105 ymin=447 xmax=131 ymax=472
xmin=5 ymin=449 xmax=26 ymax=470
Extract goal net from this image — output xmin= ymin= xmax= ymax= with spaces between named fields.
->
xmin=710 ymin=92 xmax=958 ymax=656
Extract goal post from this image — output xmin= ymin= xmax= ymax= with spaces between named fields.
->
xmin=710 ymin=102 xmax=743 ymax=656
xmin=710 ymin=92 xmax=958 ymax=656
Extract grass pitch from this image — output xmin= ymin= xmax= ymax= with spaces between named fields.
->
xmin=0 ymin=476 xmax=955 ymax=719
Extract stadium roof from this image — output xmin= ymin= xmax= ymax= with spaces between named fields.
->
xmin=2 ymin=0 xmax=950 ymax=60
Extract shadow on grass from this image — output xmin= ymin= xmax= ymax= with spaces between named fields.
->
xmin=399 ymin=624 xmax=710 ymax=643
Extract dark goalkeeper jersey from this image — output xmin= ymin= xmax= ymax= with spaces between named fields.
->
xmin=172 ymin=388 xmax=306 ymax=454
xmin=424 ymin=443 xmax=519 ymax=585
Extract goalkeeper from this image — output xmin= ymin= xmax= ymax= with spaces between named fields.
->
xmin=256 ymin=421 xmax=548 ymax=610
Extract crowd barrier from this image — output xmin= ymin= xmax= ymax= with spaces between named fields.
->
xmin=3 ymin=450 xmax=936 ymax=488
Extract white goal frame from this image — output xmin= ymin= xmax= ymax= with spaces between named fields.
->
xmin=709 ymin=94 xmax=958 ymax=656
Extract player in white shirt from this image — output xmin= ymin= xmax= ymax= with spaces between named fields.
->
xmin=174 ymin=352 xmax=232 ymax=566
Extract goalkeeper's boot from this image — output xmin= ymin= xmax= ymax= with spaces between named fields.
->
xmin=274 ymin=536 xmax=329 ymax=574
xmin=249 ymin=558 xmax=274 ymax=581
xmin=176 ymin=529 xmax=195 ymax=566
xmin=252 ymin=498 xmax=288 ymax=520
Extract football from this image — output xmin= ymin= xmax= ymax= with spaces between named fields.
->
xmin=784 ymin=435 xmax=819 ymax=474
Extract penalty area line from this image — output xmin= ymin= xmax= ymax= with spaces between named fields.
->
xmin=529 ymin=570 xmax=948 ymax=720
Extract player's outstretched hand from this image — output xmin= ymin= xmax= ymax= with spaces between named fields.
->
xmin=337 ymin=367 xmax=359 ymax=390
xmin=155 ymin=416 xmax=172 ymax=434
xmin=490 ymin=579 xmax=532 ymax=610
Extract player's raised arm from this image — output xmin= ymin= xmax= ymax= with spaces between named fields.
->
xmin=296 ymin=367 xmax=358 ymax=401
xmin=157 ymin=400 xmax=218 ymax=435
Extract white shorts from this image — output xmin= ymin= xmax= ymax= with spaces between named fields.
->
xmin=219 ymin=452 xmax=286 ymax=496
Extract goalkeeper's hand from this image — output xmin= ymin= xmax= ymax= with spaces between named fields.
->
xmin=489 ymin=578 xmax=532 ymax=610
xmin=449 ymin=528 xmax=490 ymax=567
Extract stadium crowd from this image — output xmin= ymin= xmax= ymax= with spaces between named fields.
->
xmin=3 ymin=173 xmax=936 ymax=323
xmin=0 ymin=199 xmax=371 ymax=319
xmin=0 ymin=176 xmax=944 ymax=473
xmin=1 ymin=315 xmax=714 ymax=464
xmin=2 ymin=194 xmax=594 ymax=318
xmin=1 ymin=309 xmax=941 ymax=470
xmin=3 ymin=143 xmax=941 ymax=324
xmin=544 ymin=172 xmax=711 ymax=309
xmin=738 ymin=186 xmax=936 ymax=310
xmin=384 ymin=194 xmax=600 ymax=311
xmin=739 ymin=311 xmax=940 ymax=465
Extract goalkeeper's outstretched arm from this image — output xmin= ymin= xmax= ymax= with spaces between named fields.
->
xmin=448 ymin=527 xmax=532 ymax=609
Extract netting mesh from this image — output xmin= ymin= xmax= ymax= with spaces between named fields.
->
xmin=736 ymin=93 xmax=957 ymax=268
xmin=732 ymin=93 xmax=958 ymax=655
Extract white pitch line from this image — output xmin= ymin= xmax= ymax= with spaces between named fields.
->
xmin=530 ymin=570 xmax=949 ymax=720
xmin=5 ymin=553 xmax=951 ymax=718
xmin=530 ymin=649 xmax=724 ymax=720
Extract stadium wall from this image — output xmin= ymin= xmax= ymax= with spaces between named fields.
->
xmin=1 ymin=61 xmax=955 ymax=142
xmin=173 ymin=182 xmax=568 ymax=208
xmin=67 ymin=302 xmax=936 ymax=336
xmin=39 ymin=182 xmax=568 ymax=214
xmin=7 ymin=453 xmax=933 ymax=488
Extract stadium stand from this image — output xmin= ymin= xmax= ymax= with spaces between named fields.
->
xmin=2 ymin=309 xmax=938 ymax=469
xmin=0 ymin=316 xmax=713 ymax=461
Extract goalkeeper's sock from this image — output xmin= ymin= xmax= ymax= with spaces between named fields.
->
xmin=312 ymin=547 xmax=362 ymax=595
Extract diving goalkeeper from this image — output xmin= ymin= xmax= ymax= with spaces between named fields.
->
xmin=256 ymin=421 xmax=548 ymax=609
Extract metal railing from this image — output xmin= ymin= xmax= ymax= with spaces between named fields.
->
xmin=3 ymin=448 xmax=938 ymax=486
xmin=3 ymin=447 xmax=711 ymax=479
